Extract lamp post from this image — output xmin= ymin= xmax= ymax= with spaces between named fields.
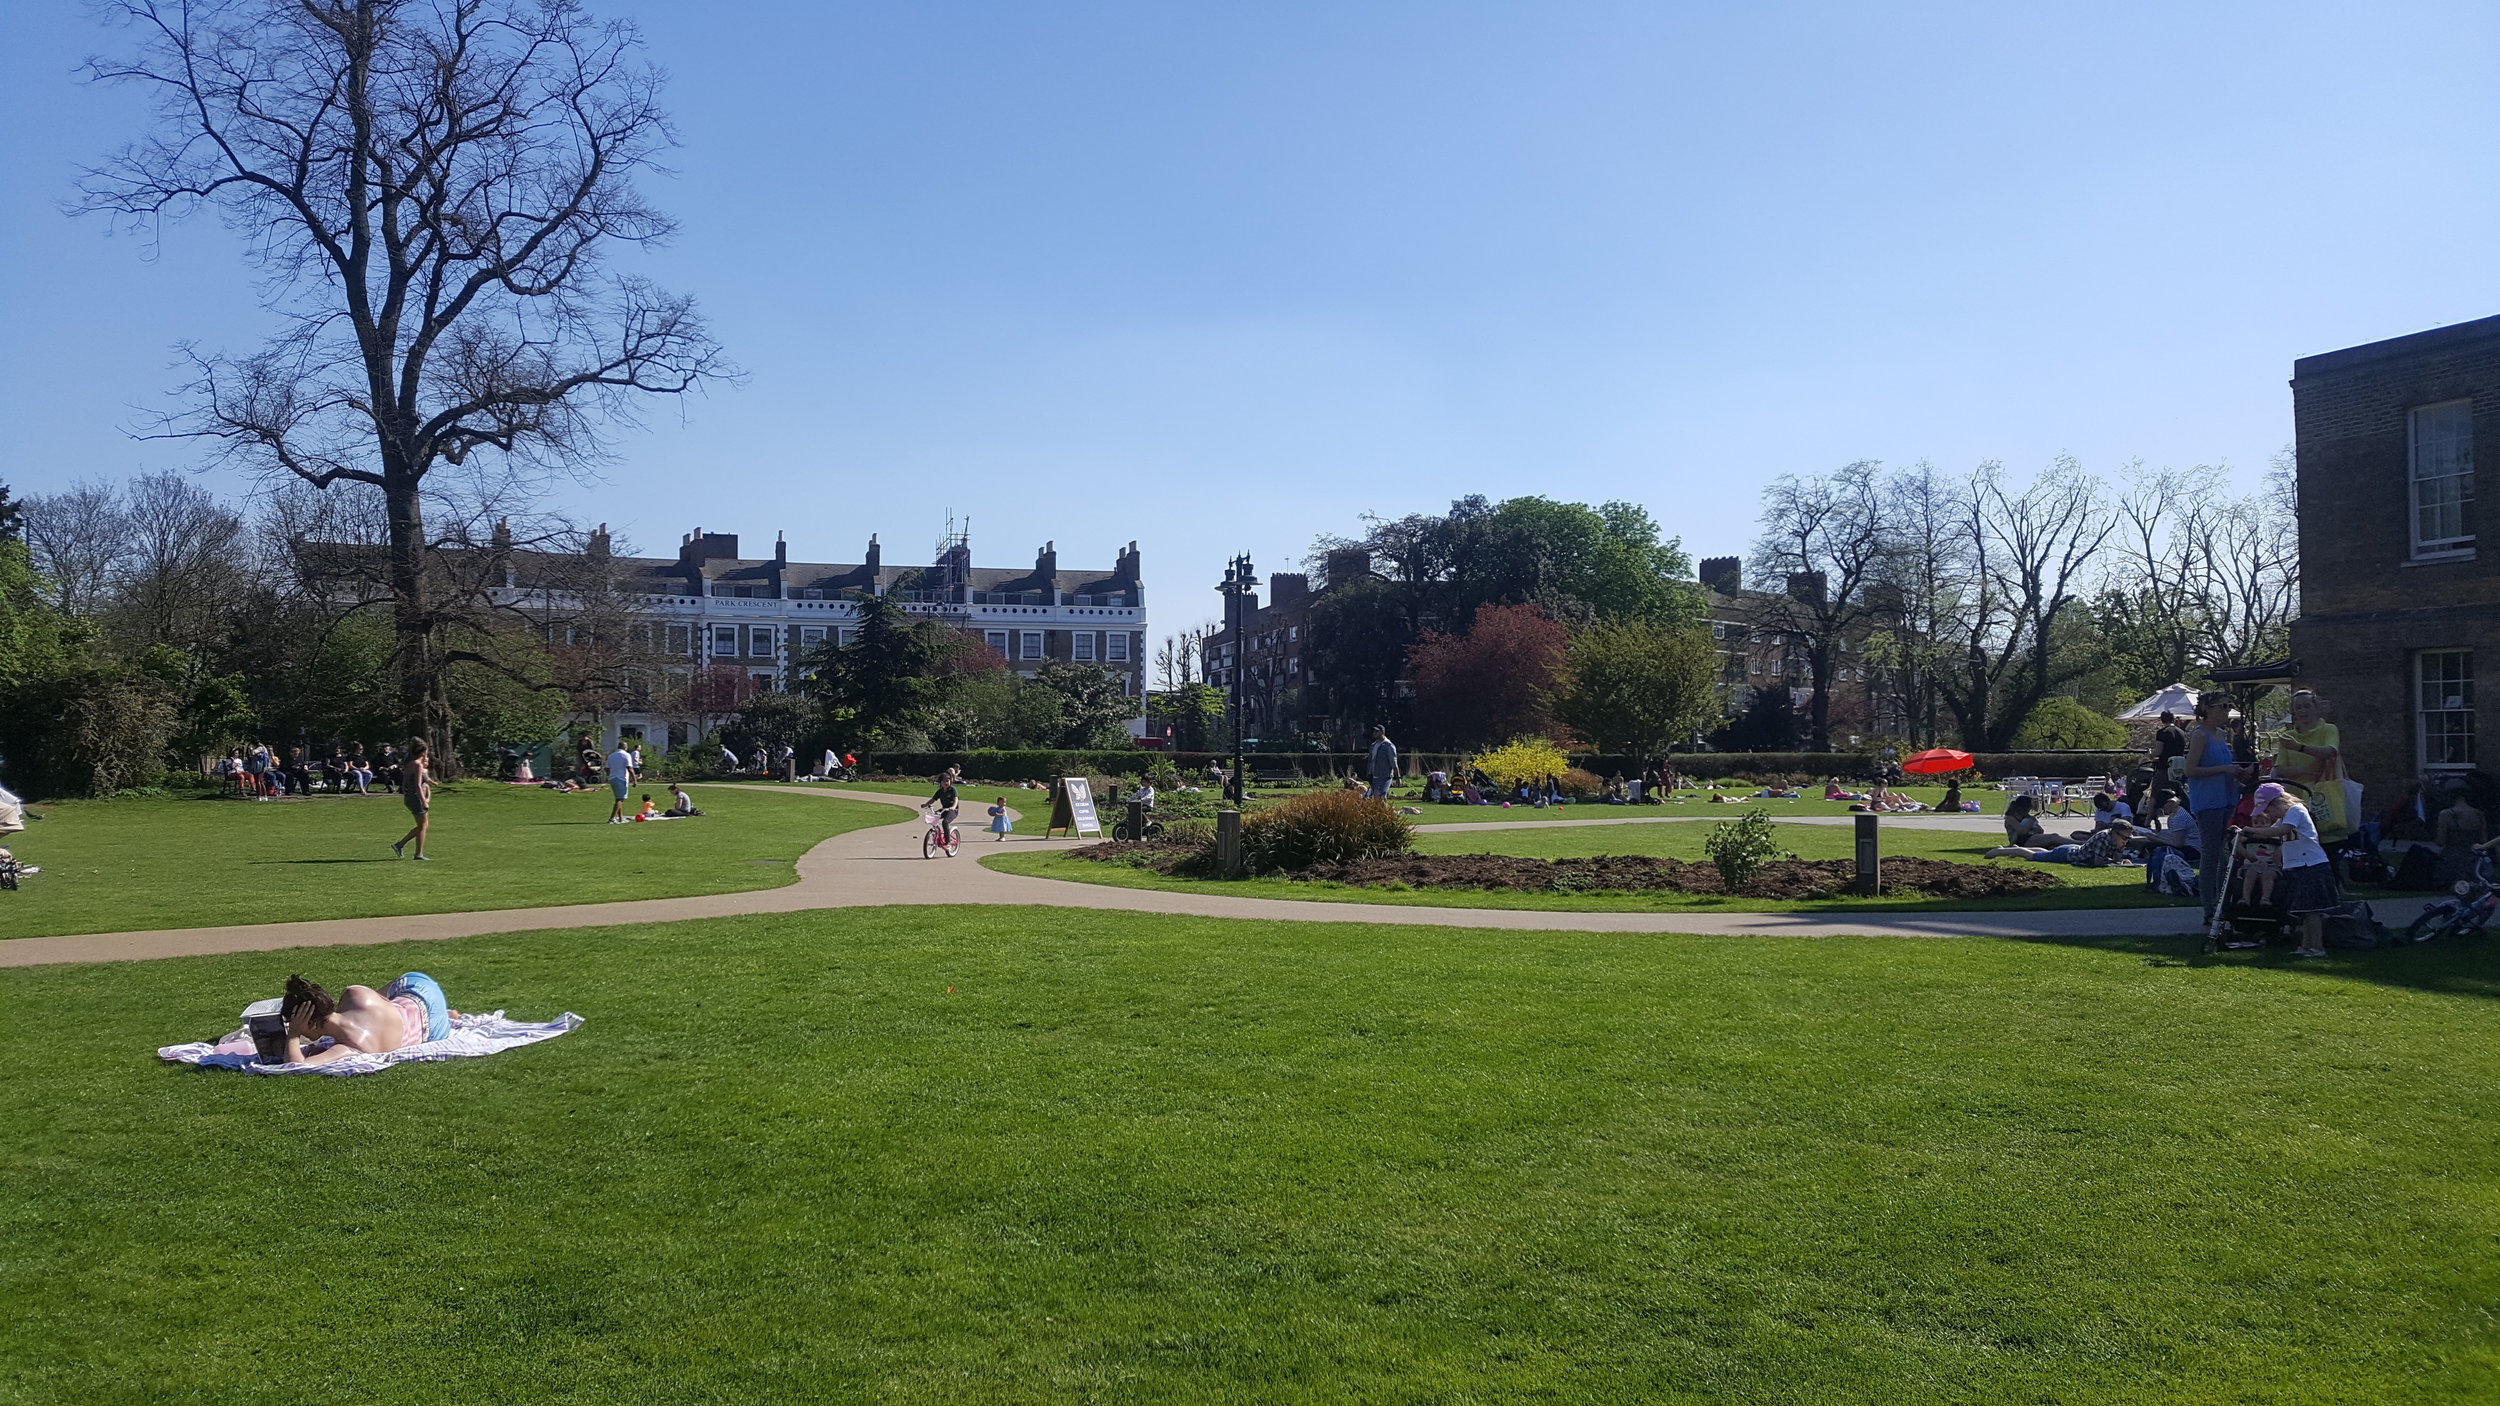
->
xmin=1217 ymin=553 xmax=1259 ymax=805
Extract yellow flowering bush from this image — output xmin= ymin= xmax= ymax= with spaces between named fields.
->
xmin=1467 ymin=738 xmax=1571 ymax=792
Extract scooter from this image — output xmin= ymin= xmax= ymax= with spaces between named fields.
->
xmin=2405 ymin=853 xmax=2500 ymax=943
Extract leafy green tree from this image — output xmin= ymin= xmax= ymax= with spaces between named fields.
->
xmin=1024 ymin=660 xmax=1137 ymax=748
xmin=800 ymin=597 xmax=992 ymax=747
xmin=1713 ymin=684 xmax=1800 ymax=753
xmin=1148 ymin=681 xmax=1226 ymax=751
xmin=2014 ymin=696 xmax=2129 ymax=751
xmin=1556 ymin=619 xmax=1721 ymax=757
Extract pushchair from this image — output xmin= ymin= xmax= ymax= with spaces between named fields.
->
xmin=2201 ymin=830 xmax=2297 ymax=953
xmin=0 ymin=784 xmax=33 ymax=890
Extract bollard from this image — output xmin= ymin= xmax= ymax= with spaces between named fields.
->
xmin=1854 ymin=812 xmax=1880 ymax=896
xmin=784 ymin=756 xmax=797 ymax=784
xmin=1125 ymin=798 xmax=1146 ymax=842
xmin=1216 ymin=809 xmax=1243 ymax=877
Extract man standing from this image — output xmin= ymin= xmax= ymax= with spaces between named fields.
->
xmin=2151 ymin=709 xmax=2188 ymax=811
xmin=607 ymin=740 xmax=639 ymax=823
xmin=1366 ymin=726 xmax=1397 ymax=800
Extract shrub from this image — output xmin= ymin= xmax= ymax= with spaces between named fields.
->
xmin=1469 ymin=738 xmax=1571 ymax=792
xmin=1239 ymin=790 xmax=1415 ymax=874
xmin=1704 ymin=809 xmax=1790 ymax=891
xmin=1556 ymin=767 xmax=1605 ymax=801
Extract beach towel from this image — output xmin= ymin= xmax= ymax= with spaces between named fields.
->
xmin=158 ymin=1010 xmax=583 ymax=1077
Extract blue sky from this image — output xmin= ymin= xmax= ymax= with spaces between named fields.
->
xmin=5 ymin=1 xmax=2497 ymax=637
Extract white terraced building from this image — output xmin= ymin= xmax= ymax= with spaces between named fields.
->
xmin=499 ymin=526 xmax=1149 ymax=753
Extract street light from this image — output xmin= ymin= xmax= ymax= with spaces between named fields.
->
xmin=1217 ymin=553 xmax=1259 ymax=805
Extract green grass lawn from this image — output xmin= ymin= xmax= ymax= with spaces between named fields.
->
xmin=985 ymin=818 xmax=2173 ymax=914
xmin=3 ymin=907 xmax=2492 ymax=1402
xmin=0 ymin=784 xmax=899 ymax=940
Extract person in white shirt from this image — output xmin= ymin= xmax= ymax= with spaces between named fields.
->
xmin=606 ymin=744 xmax=638 ymax=823
xmin=2239 ymin=782 xmax=2335 ymax=957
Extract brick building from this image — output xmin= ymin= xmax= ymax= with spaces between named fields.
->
xmin=2288 ymin=314 xmax=2500 ymax=789
xmin=498 ymin=526 xmax=1148 ymax=751
xmin=1200 ymin=548 xmax=1369 ymax=744
xmin=1694 ymin=557 xmax=1906 ymax=741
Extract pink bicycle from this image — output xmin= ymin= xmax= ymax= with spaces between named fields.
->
xmin=920 ymin=809 xmax=961 ymax=859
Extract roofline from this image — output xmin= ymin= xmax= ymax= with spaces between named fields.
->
xmin=2292 ymin=313 xmax=2500 ymax=381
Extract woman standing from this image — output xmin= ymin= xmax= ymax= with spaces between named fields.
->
xmin=2270 ymin=689 xmax=2347 ymax=842
xmin=2182 ymin=694 xmax=2249 ymax=925
xmin=391 ymin=738 xmax=434 ymax=861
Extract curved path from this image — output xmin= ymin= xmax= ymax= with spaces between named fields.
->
xmin=3 ymin=786 xmax=2218 ymax=968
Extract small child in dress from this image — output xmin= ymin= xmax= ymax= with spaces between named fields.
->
xmin=987 ymin=798 xmax=1012 ymax=840
xmin=2238 ymin=787 xmax=2289 ymax=907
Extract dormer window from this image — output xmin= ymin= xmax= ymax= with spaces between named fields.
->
xmin=1074 ymin=594 xmax=1093 ymax=606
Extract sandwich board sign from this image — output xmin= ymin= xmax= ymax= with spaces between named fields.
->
xmin=1049 ymin=777 xmax=1103 ymax=838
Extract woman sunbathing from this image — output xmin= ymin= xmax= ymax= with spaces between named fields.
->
xmin=278 ymin=972 xmax=459 ymax=1065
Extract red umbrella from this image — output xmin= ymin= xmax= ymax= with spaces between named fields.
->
xmin=1900 ymin=748 xmax=1974 ymax=775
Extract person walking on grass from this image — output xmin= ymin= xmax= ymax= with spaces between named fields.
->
xmin=607 ymin=740 xmax=639 ymax=823
xmin=1366 ymin=725 xmax=1397 ymax=800
xmin=391 ymin=737 xmax=434 ymax=860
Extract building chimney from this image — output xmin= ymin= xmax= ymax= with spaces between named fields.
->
xmin=588 ymin=522 xmax=611 ymax=559
xmin=774 ymin=530 xmax=788 ymax=566
xmin=1036 ymin=541 xmax=1059 ymax=603
xmin=1322 ymin=547 xmax=1371 ymax=588
xmin=865 ymin=532 xmax=881 ymax=574
xmin=1700 ymin=556 xmax=1742 ymax=593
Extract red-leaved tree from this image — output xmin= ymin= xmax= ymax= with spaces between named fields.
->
xmin=1406 ymin=603 xmax=1571 ymax=750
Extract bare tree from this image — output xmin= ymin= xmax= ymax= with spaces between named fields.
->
xmin=1929 ymin=460 xmax=2117 ymax=750
xmin=1867 ymin=463 xmax=1968 ymax=745
xmin=77 ymin=0 xmax=726 ymax=768
xmin=112 ymin=471 xmax=249 ymax=653
xmin=21 ymin=480 xmax=132 ymax=618
xmin=1154 ymin=621 xmax=1215 ymax=692
xmin=1749 ymin=460 xmax=1894 ymax=751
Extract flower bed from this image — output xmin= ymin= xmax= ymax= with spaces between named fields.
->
xmin=1070 ymin=843 xmax=2065 ymax=900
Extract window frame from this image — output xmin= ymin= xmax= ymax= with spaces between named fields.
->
xmin=2411 ymin=399 xmax=2476 ymax=559
xmin=1106 ymin=632 xmax=1130 ymax=663
xmin=747 ymin=625 xmax=775 ymax=659
xmin=2418 ymin=648 xmax=2477 ymax=772
xmin=1020 ymin=630 xmax=1044 ymax=661
xmin=1072 ymin=631 xmax=1096 ymax=662
xmin=709 ymin=625 xmax=738 ymax=657
xmin=984 ymin=629 xmax=1010 ymax=656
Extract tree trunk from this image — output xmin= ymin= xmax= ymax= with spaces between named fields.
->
xmin=384 ymin=476 xmax=457 ymax=777
xmin=1808 ymin=648 xmax=1835 ymax=752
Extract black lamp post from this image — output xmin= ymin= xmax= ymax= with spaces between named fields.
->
xmin=1217 ymin=553 xmax=1258 ymax=804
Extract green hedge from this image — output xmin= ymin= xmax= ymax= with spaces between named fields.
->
xmin=1559 ymin=751 xmax=2141 ymax=781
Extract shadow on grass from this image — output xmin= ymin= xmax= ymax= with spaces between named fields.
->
xmin=1991 ymin=928 xmax=2500 ymax=1002
xmin=256 ymin=858 xmax=399 ymax=866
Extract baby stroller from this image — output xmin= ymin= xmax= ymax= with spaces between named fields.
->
xmin=0 ymin=784 xmax=34 ymax=890
xmin=2202 ymin=830 xmax=2297 ymax=953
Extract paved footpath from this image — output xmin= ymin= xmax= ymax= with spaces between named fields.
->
xmin=2 ymin=786 xmax=2219 ymax=968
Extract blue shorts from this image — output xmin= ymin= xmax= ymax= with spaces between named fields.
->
xmin=385 ymin=972 xmax=451 ymax=1042
xmin=610 ymin=778 xmax=630 ymax=800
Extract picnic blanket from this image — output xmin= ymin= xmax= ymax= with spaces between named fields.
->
xmin=158 ymin=1010 xmax=584 ymax=1077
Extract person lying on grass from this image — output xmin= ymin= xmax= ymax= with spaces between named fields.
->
xmin=277 ymin=972 xmax=460 ymax=1065
xmin=1987 ymin=821 xmax=2140 ymax=866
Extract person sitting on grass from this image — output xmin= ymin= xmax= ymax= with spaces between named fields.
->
xmin=277 ymin=971 xmax=460 ymax=1065
xmin=1987 ymin=820 xmax=2138 ymax=866
xmin=634 ymin=793 xmax=661 ymax=821
xmin=665 ymin=782 xmax=702 ymax=817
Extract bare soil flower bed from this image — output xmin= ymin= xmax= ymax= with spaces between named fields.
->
xmin=1070 ymin=843 xmax=2065 ymax=899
